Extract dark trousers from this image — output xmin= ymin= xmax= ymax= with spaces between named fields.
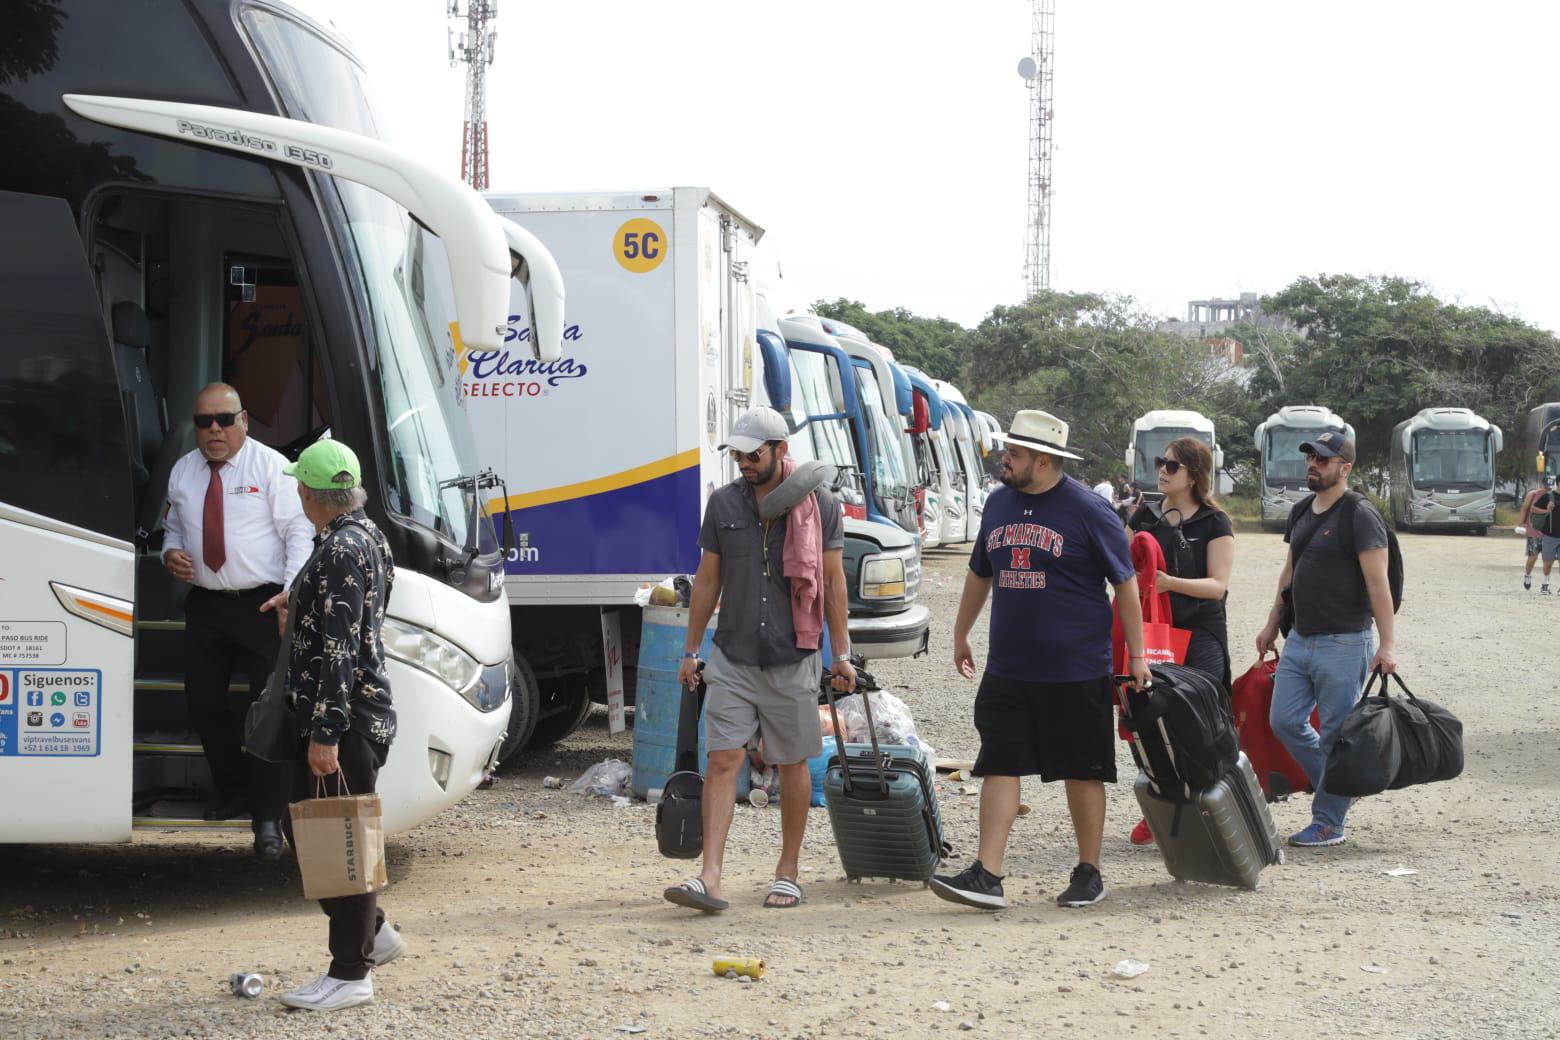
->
xmin=184 ymin=584 xmax=288 ymax=829
xmin=287 ymin=729 xmax=391 ymax=981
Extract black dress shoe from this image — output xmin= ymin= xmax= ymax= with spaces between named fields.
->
xmin=203 ymin=791 xmax=249 ymax=821
xmin=253 ymin=820 xmax=284 ymax=861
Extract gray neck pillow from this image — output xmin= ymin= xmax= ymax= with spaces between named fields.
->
xmin=759 ymin=459 xmax=836 ymax=520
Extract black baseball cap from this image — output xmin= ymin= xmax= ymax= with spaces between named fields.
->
xmin=1299 ymin=430 xmax=1356 ymax=463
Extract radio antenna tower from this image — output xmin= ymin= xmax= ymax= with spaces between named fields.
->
xmin=448 ymin=1 xmax=497 ymax=189
xmin=1017 ymin=0 xmax=1054 ymax=297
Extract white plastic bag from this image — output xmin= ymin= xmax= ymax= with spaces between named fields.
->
xmin=569 ymin=758 xmax=632 ymax=797
xmin=834 ymin=690 xmax=918 ymax=746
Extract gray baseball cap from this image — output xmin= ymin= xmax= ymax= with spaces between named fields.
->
xmin=718 ymin=406 xmax=790 ymax=454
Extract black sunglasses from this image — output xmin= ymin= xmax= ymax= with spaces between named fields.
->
xmin=1153 ymin=456 xmax=1182 ymax=475
xmin=1303 ymin=451 xmax=1338 ymax=466
xmin=729 ymin=444 xmax=772 ymax=464
xmin=193 ymin=412 xmax=240 ymax=429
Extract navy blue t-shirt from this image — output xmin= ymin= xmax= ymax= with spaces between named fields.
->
xmin=969 ymin=476 xmax=1136 ymax=683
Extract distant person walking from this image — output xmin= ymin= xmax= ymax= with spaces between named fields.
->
xmin=1255 ymin=432 xmax=1396 ymax=849
xmin=1115 ymin=475 xmax=1140 ymax=524
xmin=1516 ymin=481 xmax=1545 ymax=590
xmin=1092 ymin=476 xmax=1115 ymax=505
xmin=1527 ymin=475 xmax=1560 ymax=594
xmin=932 ymin=410 xmax=1149 ymax=911
xmin=663 ymin=407 xmax=855 ymax=914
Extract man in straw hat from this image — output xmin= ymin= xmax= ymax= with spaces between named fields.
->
xmin=932 ymin=410 xmax=1150 ymax=911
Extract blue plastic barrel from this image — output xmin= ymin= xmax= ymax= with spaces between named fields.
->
xmin=631 ymin=605 xmax=751 ymax=801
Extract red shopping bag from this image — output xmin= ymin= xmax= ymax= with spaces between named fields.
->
xmin=1113 ymin=533 xmax=1191 ymax=739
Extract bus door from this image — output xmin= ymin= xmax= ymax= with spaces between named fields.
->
xmin=0 ymin=193 xmax=136 ymax=841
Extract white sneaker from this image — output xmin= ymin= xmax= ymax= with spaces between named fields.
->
xmin=279 ymin=972 xmax=374 ymax=1011
xmin=371 ymin=922 xmax=407 ymax=966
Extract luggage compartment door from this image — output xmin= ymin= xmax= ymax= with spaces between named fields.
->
xmin=0 ymin=192 xmax=136 ymax=842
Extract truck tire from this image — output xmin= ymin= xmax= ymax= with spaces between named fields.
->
xmin=525 ymin=685 xmax=593 ymax=750
xmin=497 ymin=654 xmax=540 ymax=766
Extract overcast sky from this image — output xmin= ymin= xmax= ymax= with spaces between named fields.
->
xmin=295 ymin=0 xmax=1560 ymax=334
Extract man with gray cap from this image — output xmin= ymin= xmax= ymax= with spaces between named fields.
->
xmin=1256 ymin=430 xmax=1396 ymax=848
xmin=663 ymin=406 xmax=855 ymax=912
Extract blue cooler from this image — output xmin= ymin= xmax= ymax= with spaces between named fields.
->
xmin=631 ymin=605 xmax=752 ymax=801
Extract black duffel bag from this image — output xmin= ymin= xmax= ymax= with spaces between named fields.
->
xmin=1323 ymin=669 xmax=1463 ymax=797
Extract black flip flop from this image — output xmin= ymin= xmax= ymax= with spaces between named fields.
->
xmin=663 ymin=878 xmax=728 ymax=913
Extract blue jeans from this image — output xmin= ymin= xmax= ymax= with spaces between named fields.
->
xmin=1270 ymin=630 xmax=1373 ymax=830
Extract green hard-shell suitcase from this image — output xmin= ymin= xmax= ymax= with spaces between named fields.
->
xmin=822 ymin=682 xmax=949 ymax=883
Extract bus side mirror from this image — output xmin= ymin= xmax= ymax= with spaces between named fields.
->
xmin=1492 ymin=426 xmax=1504 ymax=454
xmin=1124 ymin=447 xmax=1134 ymax=468
xmin=1214 ymin=448 xmax=1225 ymax=470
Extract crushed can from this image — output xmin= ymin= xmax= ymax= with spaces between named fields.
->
xmin=712 ymin=956 xmax=766 ymax=980
xmin=229 ymin=972 xmax=264 ymax=998
xmin=542 ymin=776 xmax=564 ymax=789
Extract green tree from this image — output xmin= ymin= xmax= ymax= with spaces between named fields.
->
xmin=812 ymin=298 xmax=969 ymax=381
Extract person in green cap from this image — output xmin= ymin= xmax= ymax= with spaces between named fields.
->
xmin=277 ymin=439 xmax=404 ymax=1012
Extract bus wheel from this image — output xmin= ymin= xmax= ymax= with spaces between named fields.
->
xmin=526 ymin=683 xmax=594 ymax=750
xmin=1474 ymin=526 xmax=1488 ymax=536
xmin=497 ymin=653 xmax=540 ymax=766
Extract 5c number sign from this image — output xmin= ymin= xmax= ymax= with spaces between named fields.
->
xmin=614 ymin=218 xmax=667 ymax=273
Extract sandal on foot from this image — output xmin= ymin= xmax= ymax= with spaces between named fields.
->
xmin=763 ymin=877 xmax=804 ymax=909
xmin=663 ymin=878 xmax=727 ymax=913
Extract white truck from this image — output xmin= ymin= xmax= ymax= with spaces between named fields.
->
xmin=477 ymin=189 xmax=929 ymax=755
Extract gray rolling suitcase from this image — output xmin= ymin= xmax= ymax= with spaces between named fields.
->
xmin=822 ymin=684 xmax=949 ymax=883
xmin=1117 ymin=680 xmax=1282 ymax=889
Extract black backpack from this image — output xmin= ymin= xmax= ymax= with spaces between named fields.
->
xmin=1120 ymin=663 xmax=1239 ymax=797
xmin=1284 ymin=491 xmax=1403 ymax=623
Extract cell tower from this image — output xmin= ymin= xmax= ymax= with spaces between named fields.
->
xmin=448 ymin=1 xmax=497 ymax=190
xmin=1018 ymin=0 xmax=1054 ymax=298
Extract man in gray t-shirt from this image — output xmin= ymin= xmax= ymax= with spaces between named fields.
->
xmin=1256 ymin=431 xmax=1398 ymax=849
xmin=663 ymin=407 xmax=856 ymax=914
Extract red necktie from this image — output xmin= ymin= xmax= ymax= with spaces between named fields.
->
xmin=203 ymin=460 xmax=227 ymax=573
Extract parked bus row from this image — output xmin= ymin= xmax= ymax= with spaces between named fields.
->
xmin=475 ymin=191 xmax=999 ymax=757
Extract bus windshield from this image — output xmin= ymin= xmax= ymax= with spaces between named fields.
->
xmin=854 ymin=369 xmax=911 ymax=511
xmin=1412 ymin=428 xmax=1493 ymax=490
xmin=790 ymin=350 xmax=864 ymax=506
xmin=1265 ymin=426 xmax=1340 ymax=488
xmin=1135 ymin=426 xmax=1209 ymax=486
xmin=243 ymin=6 xmax=480 ymax=545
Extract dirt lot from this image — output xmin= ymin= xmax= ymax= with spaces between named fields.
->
xmin=2 ymin=529 xmax=1557 ymax=1040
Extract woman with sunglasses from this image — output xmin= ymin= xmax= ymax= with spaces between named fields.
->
xmin=1127 ymin=438 xmax=1235 ymax=690
xmin=1124 ymin=438 xmax=1234 ymax=847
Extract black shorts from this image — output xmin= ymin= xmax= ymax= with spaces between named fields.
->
xmin=971 ymin=673 xmax=1117 ymax=783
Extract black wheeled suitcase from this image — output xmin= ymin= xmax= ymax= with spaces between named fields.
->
xmin=1117 ymin=679 xmax=1282 ymax=889
xmin=821 ymin=683 xmax=949 ymax=883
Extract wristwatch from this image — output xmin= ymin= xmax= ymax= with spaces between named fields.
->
xmin=682 ymin=652 xmax=700 ymax=661
xmin=832 ymin=653 xmax=852 ymax=665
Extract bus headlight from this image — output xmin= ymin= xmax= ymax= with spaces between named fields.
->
xmin=383 ymin=617 xmax=482 ymax=701
xmin=860 ymin=553 xmax=910 ymax=599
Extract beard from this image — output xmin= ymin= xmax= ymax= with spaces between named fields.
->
xmin=1305 ymin=466 xmax=1344 ymax=491
xmin=742 ymin=455 xmax=780 ymax=485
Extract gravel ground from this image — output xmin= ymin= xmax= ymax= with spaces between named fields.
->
xmin=1 ymin=530 xmax=1557 ymax=1039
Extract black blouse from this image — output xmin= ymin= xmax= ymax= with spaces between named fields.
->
xmin=1128 ymin=502 xmax=1234 ymax=632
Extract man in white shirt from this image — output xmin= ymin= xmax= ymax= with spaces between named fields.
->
xmin=162 ymin=383 xmax=314 ymax=859
xmin=1092 ymin=477 xmax=1114 ymax=504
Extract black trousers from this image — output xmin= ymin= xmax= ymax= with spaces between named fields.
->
xmin=183 ymin=584 xmax=288 ymax=829
xmin=287 ymin=729 xmax=391 ymax=981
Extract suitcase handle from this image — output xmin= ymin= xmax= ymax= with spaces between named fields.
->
xmin=824 ymin=680 xmax=890 ymax=797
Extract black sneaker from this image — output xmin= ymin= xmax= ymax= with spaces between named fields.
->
xmin=1056 ymin=863 xmax=1106 ymax=907
xmin=929 ymin=860 xmax=1007 ymax=910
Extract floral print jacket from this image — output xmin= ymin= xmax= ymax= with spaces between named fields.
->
xmin=286 ymin=510 xmax=397 ymax=746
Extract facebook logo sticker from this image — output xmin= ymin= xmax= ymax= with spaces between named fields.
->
xmin=26 ymin=690 xmax=43 ymax=707
xmin=74 ymin=691 xmax=91 ymax=707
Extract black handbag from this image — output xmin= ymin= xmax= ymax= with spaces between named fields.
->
xmin=655 ymin=668 xmax=707 ymax=859
xmin=1323 ymin=669 xmax=1462 ymax=797
xmin=242 ymin=591 xmax=301 ymax=763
